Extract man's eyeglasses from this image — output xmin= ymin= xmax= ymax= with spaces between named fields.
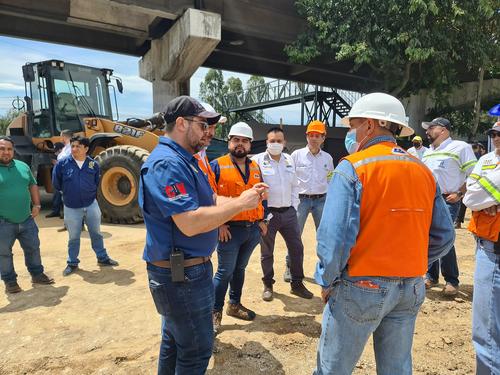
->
xmin=489 ymin=131 xmax=500 ymax=139
xmin=184 ymin=117 xmax=209 ymax=130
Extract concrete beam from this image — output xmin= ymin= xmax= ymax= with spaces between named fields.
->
xmin=139 ymin=8 xmax=221 ymax=111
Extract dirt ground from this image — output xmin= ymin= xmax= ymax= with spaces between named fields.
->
xmin=0 ymin=199 xmax=477 ymax=374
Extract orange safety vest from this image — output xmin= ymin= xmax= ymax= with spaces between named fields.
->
xmin=468 ymin=211 xmax=500 ymax=242
xmin=344 ymin=141 xmax=436 ymax=277
xmin=215 ymin=154 xmax=264 ymax=222
xmin=195 ymin=153 xmax=217 ymax=192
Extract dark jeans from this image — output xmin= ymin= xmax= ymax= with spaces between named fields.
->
xmin=50 ymin=190 xmax=63 ymax=215
xmin=261 ymin=207 xmax=305 ymax=285
xmin=147 ymin=261 xmax=214 ymax=375
xmin=0 ymin=217 xmax=44 ymax=283
xmin=427 ymin=200 xmax=460 ymax=286
xmin=213 ymin=223 xmax=261 ymax=311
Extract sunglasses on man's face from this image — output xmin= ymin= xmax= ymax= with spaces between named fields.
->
xmin=489 ymin=131 xmax=500 ymax=139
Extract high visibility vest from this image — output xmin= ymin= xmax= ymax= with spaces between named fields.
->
xmin=195 ymin=153 xmax=217 ymax=192
xmin=344 ymin=141 xmax=436 ymax=277
xmin=467 ymin=172 xmax=500 ymax=242
xmin=215 ymin=154 xmax=264 ymax=222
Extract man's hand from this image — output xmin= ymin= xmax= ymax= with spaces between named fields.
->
xmin=253 ymin=182 xmax=269 ymax=200
xmin=31 ymin=206 xmax=41 ymax=218
xmin=258 ymin=221 xmax=268 ymax=236
xmin=218 ymin=224 xmax=232 ymax=242
xmin=321 ymin=287 xmax=331 ymax=304
xmin=238 ymin=183 xmax=269 ymax=211
xmin=445 ymin=192 xmax=461 ymax=204
xmin=482 ymin=205 xmax=498 ymax=216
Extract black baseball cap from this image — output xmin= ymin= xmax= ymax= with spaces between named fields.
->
xmin=421 ymin=117 xmax=451 ymax=130
xmin=53 ymin=142 xmax=65 ymax=151
xmin=163 ymin=96 xmax=221 ymax=125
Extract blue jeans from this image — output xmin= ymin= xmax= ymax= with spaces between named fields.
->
xmin=147 ymin=261 xmax=214 ymax=375
xmin=315 ymin=274 xmax=425 ymax=375
xmin=0 ymin=217 xmax=44 ymax=282
xmin=50 ymin=190 xmax=62 ymax=215
xmin=64 ymin=200 xmax=109 ymax=265
xmin=297 ymin=195 xmax=326 ymax=234
xmin=213 ymin=223 xmax=261 ymax=311
xmin=427 ymin=200 xmax=460 ymax=285
xmin=472 ymin=238 xmax=500 ymax=374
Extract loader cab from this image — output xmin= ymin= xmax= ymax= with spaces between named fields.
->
xmin=22 ymin=60 xmax=116 ymax=139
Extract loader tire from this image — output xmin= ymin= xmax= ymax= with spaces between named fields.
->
xmin=95 ymin=145 xmax=149 ymax=224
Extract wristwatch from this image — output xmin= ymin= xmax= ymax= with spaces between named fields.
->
xmin=33 ymin=205 xmax=41 ymax=209
xmin=456 ymin=191 xmax=464 ymax=198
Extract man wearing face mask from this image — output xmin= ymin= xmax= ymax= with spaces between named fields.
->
xmin=210 ymin=122 xmax=266 ymax=333
xmin=252 ymin=127 xmax=313 ymax=301
xmin=314 ymin=93 xmax=455 ymax=375
xmin=422 ymin=117 xmax=476 ymax=296
xmin=407 ymin=135 xmax=428 ymax=160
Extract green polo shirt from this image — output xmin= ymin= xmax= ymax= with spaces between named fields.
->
xmin=0 ymin=159 xmax=37 ymax=223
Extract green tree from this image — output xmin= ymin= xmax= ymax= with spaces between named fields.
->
xmin=285 ymin=0 xmax=499 ymax=99
xmin=199 ymin=68 xmax=226 ymax=113
xmin=225 ymin=77 xmax=243 ymax=94
xmin=0 ymin=109 xmax=21 ymax=135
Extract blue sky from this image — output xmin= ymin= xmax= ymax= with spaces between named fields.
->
xmin=0 ymin=36 xmax=301 ymax=124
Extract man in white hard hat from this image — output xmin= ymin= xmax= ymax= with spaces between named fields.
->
xmin=463 ymin=121 xmax=500 ymax=374
xmin=209 ymin=122 xmax=267 ymax=333
xmin=407 ymin=135 xmax=428 ymax=160
xmin=314 ymin=93 xmax=455 ymax=375
xmin=421 ymin=117 xmax=476 ymax=295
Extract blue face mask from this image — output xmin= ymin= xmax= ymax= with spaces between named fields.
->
xmin=344 ymin=129 xmax=358 ymax=154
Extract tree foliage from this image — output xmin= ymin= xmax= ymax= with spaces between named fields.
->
xmin=286 ymin=0 xmax=499 ymax=98
xmin=0 ymin=109 xmax=20 ymax=135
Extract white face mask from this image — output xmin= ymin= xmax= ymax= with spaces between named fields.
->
xmin=267 ymin=142 xmax=284 ymax=155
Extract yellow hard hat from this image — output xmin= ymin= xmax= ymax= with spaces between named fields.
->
xmin=306 ymin=120 xmax=326 ymax=134
xmin=412 ymin=135 xmax=422 ymax=142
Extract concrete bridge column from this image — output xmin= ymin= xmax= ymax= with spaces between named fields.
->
xmin=139 ymin=8 xmax=221 ymax=112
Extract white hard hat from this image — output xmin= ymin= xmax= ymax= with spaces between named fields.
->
xmin=341 ymin=92 xmax=414 ymax=137
xmin=228 ymin=122 xmax=253 ymax=141
xmin=201 ymin=102 xmax=227 ymax=124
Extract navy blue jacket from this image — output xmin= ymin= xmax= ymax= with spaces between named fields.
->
xmin=52 ymin=156 xmax=100 ymax=209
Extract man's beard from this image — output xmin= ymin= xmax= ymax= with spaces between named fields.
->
xmin=0 ymin=156 xmax=13 ymax=165
xmin=186 ymin=126 xmax=204 ymax=154
xmin=230 ymin=147 xmax=248 ymax=158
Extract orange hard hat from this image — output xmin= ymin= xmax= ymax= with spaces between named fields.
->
xmin=306 ymin=120 xmax=326 ymax=134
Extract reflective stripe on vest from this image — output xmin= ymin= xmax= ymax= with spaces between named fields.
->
xmin=215 ymin=154 xmax=264 ymax=222
xmin=469 ymin=173 xmax=500 ymax=203
xmin=344 ymin=142 xmax=436 ymax=277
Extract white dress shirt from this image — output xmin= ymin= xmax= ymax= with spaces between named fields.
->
xmin=407 ymin=145 xmax=428 ymax=160
xmin=463 ymin=151 xmax=500 ymax=211
xmin=252 ymin=151 xmax=299 ymax=209
xmin=422 ymin=137 xmax=476 ymax=194
xmin=57 ymin=144 xmax=71 ymax=161
xmin=291 ymin=146 xmax=334 ymax=195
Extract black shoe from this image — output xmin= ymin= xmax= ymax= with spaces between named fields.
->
xmin=98 ymin=258 xmax=119 ymax=267
xmin=5 ymin=281 xmax=22 ymax=294
xmin=291 ymin=281 xmax=314 ymax=299
xmin=63 ymin=265 xmax=78 ymax=276
xmin=32 ymin=273 xmax=55 ymax=285
xmin=45 ymin=212 xmax=60 ymax=218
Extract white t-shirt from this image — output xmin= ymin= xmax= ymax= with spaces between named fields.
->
xmin=57 ymin=144 xmax=71 ymax=161
xmin=463 ymin=150 xmax=500 ymax=211
xmin=407 ymin=145 xmax=428 ymax=160
xmin=291 ymin=146 xmax=334 ymax=195
xmin=422 ymin=137 xmax=476 ymax=194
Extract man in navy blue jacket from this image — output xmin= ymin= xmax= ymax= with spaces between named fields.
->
xmin=52 ymin=135 xmax=118 ymax=276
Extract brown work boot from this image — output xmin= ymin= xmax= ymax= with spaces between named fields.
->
xmin=425 ymin=278 xmax=438 ymax=289
xmin=213 ymin=311 xmax=222 ymax=335
xmin=5 ymin=281 xmax=22 ymax=294
xmin=291 ymin=281 xmax=314 ymax=299
xmin=443 ymin=283 xmax=459 ymax=296
xmin=32 ymin=273 xmax=55 ymax=285
xmin=262 ymin=285 xmax=273 ymax=302
xmin=226 ymin=303 xmax=256 ymax=321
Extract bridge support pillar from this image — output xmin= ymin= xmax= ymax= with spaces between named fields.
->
xmin=139 ymin=8 xmax=221 ymax=112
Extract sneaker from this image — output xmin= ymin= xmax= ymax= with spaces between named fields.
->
xmin=98 ymin=258 xmax=119 ymax=266
xmin=63 ymin=265 xmax=78 ymax=276
xmin=262 ymin=286 xmax=273 ymax=302
xmin=32 ymin=273 xmax=55 ymax=285
xmin=283 ymin=266 xmax=291 ymax=282
xmin=443 ymin=283 xmax=459 ymax=296
xmin=57 ymin=226 xmax=67 ymax=232
xmin=425 ymin=278 xmax=438 ymax=289
xmin=45 ymin=212 xmax=60 ymax=218
xmin=226 ymin=303 xmax=256 ymax=321
xmin=213 ymin=311 xmax=222 ymax=335
xmin=291 ymin=281 xmax=314 ymax=299
xmin=5 ymin=281 xmax=22 ymax=294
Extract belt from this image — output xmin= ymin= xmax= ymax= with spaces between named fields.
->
xmin=227 ymin=220 xmax=257 ymax=227
xmin=269 ymin=206 xmax=291 ymax=213
xmin=151 ymin=256 xmax=211 ymax=269
xmin=299 ymin=193 xmax=326 ymax=199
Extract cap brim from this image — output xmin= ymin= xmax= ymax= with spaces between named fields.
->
xmin=487 ymin=126 xmax=500 ymax=134
xmin=421 ymin=121 xmax=435 ymax=130
xmin=196 ymin=110 xmax=221 ymax=125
